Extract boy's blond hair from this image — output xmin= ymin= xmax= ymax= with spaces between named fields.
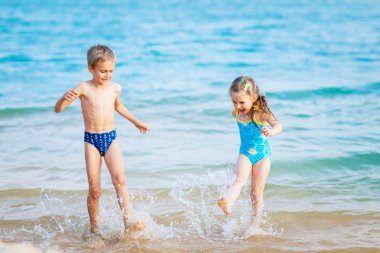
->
xmin=87 ymin=45 xmax=116 ymax=67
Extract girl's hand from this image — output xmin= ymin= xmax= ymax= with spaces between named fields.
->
xmin=261 ymin=126 xmax=271 ymax=137
xmin=63 ymin=90 xmax=79 ymax=102
xmin=135 ymin=122 xmax=150 ymax=133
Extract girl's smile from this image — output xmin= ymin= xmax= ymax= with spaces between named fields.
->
xmin=231 ymin=91 xmax=255 ymax=115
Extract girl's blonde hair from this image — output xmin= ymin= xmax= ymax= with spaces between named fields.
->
xmin=230 ymin=75 xmax=276 ymax=126
xmin=87 ymin=45 xmax=116 ymax=67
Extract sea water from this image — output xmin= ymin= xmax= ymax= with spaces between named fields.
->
xmin=0 ymin=0 xmax=379 ymax=252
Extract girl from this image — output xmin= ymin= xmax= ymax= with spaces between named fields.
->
xmin=218 ymin=76 xmax=282 ymax=221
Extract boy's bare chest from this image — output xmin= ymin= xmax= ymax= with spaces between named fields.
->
xmin=83 ymin=89 xmax=116 ymax=109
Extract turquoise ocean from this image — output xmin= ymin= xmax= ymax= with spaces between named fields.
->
xmin=0 ymin=1 xmax=379 ymax=252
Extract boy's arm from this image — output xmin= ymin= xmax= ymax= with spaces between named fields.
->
xmin=54 ymin=83 xmax=84 ymax=113
xmin=114 ymin=85 xmax=150 ymax=133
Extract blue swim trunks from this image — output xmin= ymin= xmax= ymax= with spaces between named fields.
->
xmin=84 ymin=129 xmax=117 ymax=156
xmin=236 ymin=113 xmax=272 ymax=166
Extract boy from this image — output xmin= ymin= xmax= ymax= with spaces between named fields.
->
xmin=54 ymin=45 xmax=149 ymax=234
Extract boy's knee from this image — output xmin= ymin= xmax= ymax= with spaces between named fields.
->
xmin=88 ymin=188 xmax=101 ymax=199
xmin=112 ymin=177 xmax=125 ymax=188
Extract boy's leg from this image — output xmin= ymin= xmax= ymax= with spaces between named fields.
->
xmin=250 ymin=158 xmax=271 ymax=218
xmin=103 ymin=140 xmax=132 ymax=231
xmin=84 ymin=142 xmax=102 ymax=234
xmin=218 ymin=154 xmax=252 ymax=214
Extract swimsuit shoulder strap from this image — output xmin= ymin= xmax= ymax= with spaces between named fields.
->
xmin=234 ymin=109 xmax=239 ymax=121
xmin=253 ymin=112 xmax=268 ymax=125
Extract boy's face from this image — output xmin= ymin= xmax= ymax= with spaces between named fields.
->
xmin=88 ymin=60 xmax=115 ymax=85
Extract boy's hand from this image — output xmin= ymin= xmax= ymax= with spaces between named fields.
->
xmin=62 ymin=90 xmax=79 ymax=103
xmin=135 ymin=122 xmax=150 ymax=133
xmin=261 ymin=126 xmax=271 ymax=137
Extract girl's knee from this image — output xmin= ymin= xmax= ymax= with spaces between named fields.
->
xmin=250 ymin=190 xmax=263 ymax=201
xmin=234 ymin=177 xmax=247 ymax=187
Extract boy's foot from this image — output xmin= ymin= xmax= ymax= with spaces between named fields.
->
xmin=125 ymin=221 xmax=145 ymax=233
xmin=90 ymin=227 xmax=104 ymax=238
xmin=87 ymin=229 xmax=105 ymax=241
xmin=217 ymin=197 xmax=231 ymax=215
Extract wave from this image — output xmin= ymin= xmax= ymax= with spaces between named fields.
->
xmin=273 ymin=151 xmax=380 ymax=173
xmin=144 ymin=152 xmax=380 ymax=180
xmin=1 ymin=83 xmax=378 ymax=119
xmin=0 ymin=54 xmax=33 ymax=63
xmin=268 ymin=82 xmax=380 ymax=100
xmin=0 ymin=106 xmax=53 ymax=118
xmin=150 ymin=93 xmax=218 ymax=106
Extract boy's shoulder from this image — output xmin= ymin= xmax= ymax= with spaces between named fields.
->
xmin=75 ymin=81 xmax=121 ymax=89
xmin=75 ymin=80 xmax=92 ymax=88
xmin=72 ymin=81 xmax=91 ymax=95
xmin=75 ymin=81 xmax=122 ymax=95
xmin=111 ymin=82 xmax=122 ymax=89
xmin=110 ymin=82 xmax=122 ymax=93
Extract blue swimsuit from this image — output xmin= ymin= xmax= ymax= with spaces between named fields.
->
xmin=84 ymin=129 xmax=117 ymax=156
xmin=236 ymin=113 xmax=272 ymax=166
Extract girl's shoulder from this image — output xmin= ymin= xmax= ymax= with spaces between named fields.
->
xmin=256 ymin=111 xmax=279 ymax=126
xmin=254 ymin=111 xmax=271 ymax=125
xmin=231 ymin=109 xmax=238 ymax=118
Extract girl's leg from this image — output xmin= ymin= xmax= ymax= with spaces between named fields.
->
xmin=250 ymin=158 xmax=271 ymax=219
xmin=104 ymin=140 xmax=144 ymax=232
xmin=218 ymin=154 xmax=252 ymax=214
xmin=84 ymin=143 xmax=102 ymax=234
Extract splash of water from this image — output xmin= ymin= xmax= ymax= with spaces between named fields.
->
xmin=169 ymin=169 xmax=283 ymax=241
xmin=16 ymin=168 xmax=283 ymax=250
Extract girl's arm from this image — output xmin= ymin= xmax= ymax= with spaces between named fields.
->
xmin=262 ymin=113 xmax=282 ymax=137
xmin=114 ymin=86 xmax=150 ymax=133
xmin=54 ymin=83 xmax=84 ymax=113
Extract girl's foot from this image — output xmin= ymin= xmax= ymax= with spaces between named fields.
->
xmin=217 ymin=197 xmax=231 ymax=215
xmin=125 ymin=221 xmax=145 ymax=233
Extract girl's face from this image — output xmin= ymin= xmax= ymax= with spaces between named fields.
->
xmin=231 ymin=91 xmax=256 ymax=115
xmin=88 ymin=60 xmax=115 ymax=85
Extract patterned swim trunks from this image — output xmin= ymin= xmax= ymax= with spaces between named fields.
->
xmin=84 ymin=129 xmax=117 ymax=156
